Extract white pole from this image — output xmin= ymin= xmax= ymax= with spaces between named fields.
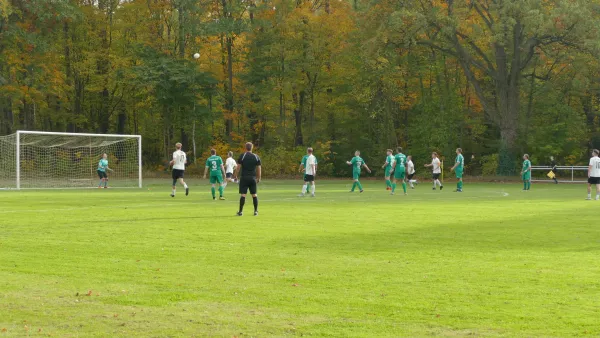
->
xmin=138 ymin=135 xmax=142 ymax=188
xmin=16 ymin=130 xmax=20 ymax=190
xmin=572 ymin=166 xmax=574 ymax=182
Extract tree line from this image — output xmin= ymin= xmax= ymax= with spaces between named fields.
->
xmin=1 ymin=0 xmax=600 ymax=176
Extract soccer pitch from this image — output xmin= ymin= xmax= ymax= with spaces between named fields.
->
xmin=1 ymin=180 xmax=599 ymax=337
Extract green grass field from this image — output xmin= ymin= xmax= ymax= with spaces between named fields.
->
xmin=1 ymin=180 xmax=599 ymax=337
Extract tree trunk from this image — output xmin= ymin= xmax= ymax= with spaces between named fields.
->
xmin=180 ymin=128 xmax=188 ymax=155
xmin=225 ymin=36 xmax=234 ymax=136
xmin=177 ymin=0 xmax=185 ymax=58
xmin=117 ymin=106 xmax=126 ymax=134
xmin=249 ymin=93 xmax=260 ymax=145
xmin=293 ymin=91 xmax=304 ymax=146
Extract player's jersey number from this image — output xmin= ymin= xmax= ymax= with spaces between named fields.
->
xmin=212 ymin=161 xmax=217 ymax=170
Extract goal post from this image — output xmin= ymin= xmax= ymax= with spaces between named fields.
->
xmin=1 ymin=130 xmax=142 ymax=190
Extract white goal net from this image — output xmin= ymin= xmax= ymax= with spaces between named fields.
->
xmin=0 ymin=131 xmax=142 ymax=189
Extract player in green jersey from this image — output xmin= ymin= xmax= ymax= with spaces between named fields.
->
xmin=521 ymin=154 xmax=532 ymax=191
xmin=97 ymin=153 xmax=113 ymax=188
xmin=391 ymin=147 xmax=407 ymax=195
xmin=203 ymin=149 xmax=227 ymax=200
xmin=346 ymin=150 xmax=371 ymax=193
xmin=381 ymin=149 xmax=395 ymax=191
xmin=450 ymin=148 xmax=464 ymax=192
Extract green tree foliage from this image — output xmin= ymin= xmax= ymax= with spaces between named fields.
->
xmin=1 ymin=0 xmax=600 ymax=176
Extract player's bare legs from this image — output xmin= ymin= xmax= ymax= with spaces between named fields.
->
xmin=310 ymin=181 xmax=316 ymax=197
xmin=172 ymin=178 xmax=189 ymax=197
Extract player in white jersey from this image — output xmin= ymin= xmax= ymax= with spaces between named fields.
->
xmin=424 ymin=152 xmax=443 ymax=191
xmin=224 ymin=151 xmax=237 ymax=188
xmin=586 ymin=149 xmax=600 ymax=200
xmin=406 ymin=156 xmax=417 ymax=188
xmin=299 ymin=148 xmax=317 ymax=197
xmin=169 ymin=142 xmax=189 ymax=197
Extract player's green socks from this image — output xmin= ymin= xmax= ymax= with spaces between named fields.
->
xmin=402 ymin=182 xmax=407 ymax=193
xmin=523 ymin=181 xmax=527 ymax=190
xmin=357 ymin=181 xmax=363 ymax=191
xmin=211 ymin=187 xmax=216 ymax=198
xmin=218 ymin=186 xmax=224 ymax=197
xmin=386 ymin=179 xmax=391 ymax=188
xmin=527 ymin=181 xmax=531 ymax=190
xmin=351 ymin=182 xmax=357 ymax=191
xmin=392 ymin=183 xmax=396 ymax=192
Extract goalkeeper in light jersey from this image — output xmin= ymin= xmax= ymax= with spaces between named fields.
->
xmin=97 ymin=153 xmax=113 ymax=189
xmin=346 ymin=150 xmax=371 ymax=193
xmin=521 ymin=154 xmax=532 ymax=191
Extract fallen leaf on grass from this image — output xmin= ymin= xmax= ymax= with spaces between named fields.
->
xmin=292 ymin=283 xmax=300 ymax=287
xmin=86 ymin=290 xmax=92 ymax=296
xmin=1 ymin=328 xmax=6 ymax=332
xmin=436 ymin=314 xmax=441 ymax=318
xmin=113 ymin=314 xmax=119 ymax=318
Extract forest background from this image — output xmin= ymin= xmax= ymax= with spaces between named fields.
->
xmin=1 ymin=0 xmax=600 ymax=177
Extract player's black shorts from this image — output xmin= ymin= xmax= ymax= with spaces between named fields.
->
xmin=408 ymin=173 xmax=415 ymax=180
xmin=588 ymin=177 xmax=600 ymax=185
xmin=239 ymin=177 xmax=257 ymax=195
xmin=226 ymin=172 xmax=233 ymax=179
xmin=97 ymin=170 xmax=107 ymax=179
xmin=304 ymin=175 xmax=315 ymax=182
xmin=172 ymin=169 xmax=185 ymax=180
xmin=432 ymin=173 xmax=441 ymax=180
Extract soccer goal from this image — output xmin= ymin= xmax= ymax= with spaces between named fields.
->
xmin=0 ymin=131 xmax=142 ymax=190
xmin=530 ymin=165 xmax=588 ymax=183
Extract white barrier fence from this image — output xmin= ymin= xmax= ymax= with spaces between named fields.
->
xmin=530 ymin=166 xmax=587 ymax=183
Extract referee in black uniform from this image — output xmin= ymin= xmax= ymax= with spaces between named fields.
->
xmin=234 ymin=142 xmax=262 ymax=216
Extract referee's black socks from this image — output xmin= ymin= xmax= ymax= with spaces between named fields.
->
xmin=252 ymin=196 xmax=258 ymax=212
xmin=239 ymin=196 xmax=246 ymax=212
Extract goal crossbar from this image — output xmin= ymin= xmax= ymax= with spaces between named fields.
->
xmin=5 ymin=130 xmax=143 ymax=190
xmin=16 ymin=130 xmax=142 ymax=138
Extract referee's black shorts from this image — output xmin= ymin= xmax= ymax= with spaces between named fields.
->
xmin=239 ymin=177 xmax=257 ymax=195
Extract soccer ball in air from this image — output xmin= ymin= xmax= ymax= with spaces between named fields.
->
xmin=193 ymin=53 xmax=200 ymax=59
